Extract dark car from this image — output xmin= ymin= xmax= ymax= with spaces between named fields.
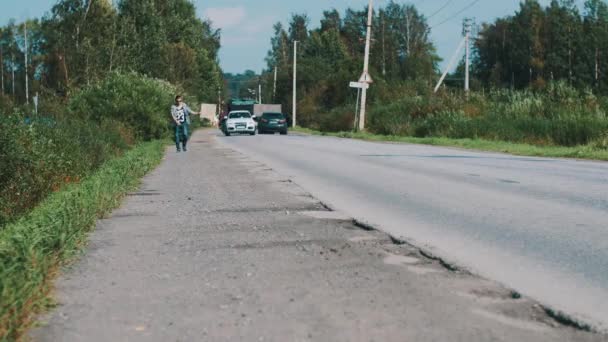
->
xmin=257 ymin=112 xmax=288 ymax=135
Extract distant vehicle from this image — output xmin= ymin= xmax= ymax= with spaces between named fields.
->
xmin=224 ymin=110 xmax=256 ymax=136
xmin=258 ymin=112 xmax=288 ymax=135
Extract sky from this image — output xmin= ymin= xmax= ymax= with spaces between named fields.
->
xmin=0 ymin=0 xmax=556 ymax=74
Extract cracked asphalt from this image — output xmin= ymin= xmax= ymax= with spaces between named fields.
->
xmin=31 ymin=130 xmax=605 ymax=341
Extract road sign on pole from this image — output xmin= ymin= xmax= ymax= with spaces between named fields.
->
xmin=349 ymin=81 xmax=369 ymax=89
xmin=358 ymin=71 xmax=374 ymax=84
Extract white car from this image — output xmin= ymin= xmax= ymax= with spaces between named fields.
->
xmin=225 ymin=111 xmax=257 ymax=136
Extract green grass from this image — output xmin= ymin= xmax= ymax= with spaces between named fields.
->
xmin=293 ymin=127 xmax=608 ymax=161
xmin=0 ymin=140 xmax=165 ymax=341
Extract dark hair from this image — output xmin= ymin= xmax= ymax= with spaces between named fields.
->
xmin=175 ymin=95 xmax=183 ymax=102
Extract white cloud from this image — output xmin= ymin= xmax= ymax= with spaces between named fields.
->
xmin=203 ymin=7 xmax=247 ymax=30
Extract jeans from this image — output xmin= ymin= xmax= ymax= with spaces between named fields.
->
xmin=174 ymin=124 xmax=189 ymax=150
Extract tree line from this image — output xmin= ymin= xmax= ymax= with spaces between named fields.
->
xmin=261 ymin=0 xmax=608 ymax=125
xmin=262 ymin=1 xmax=439 ymax=123
xmin=474 ymin=0 xmax=608 ymax=91
xmin=0 ymin=0 xmax=222 ymax=106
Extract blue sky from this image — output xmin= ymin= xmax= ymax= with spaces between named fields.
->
xmin=1 ymin=1 xmax=554 ymax=73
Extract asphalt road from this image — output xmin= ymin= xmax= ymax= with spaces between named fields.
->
xmin=30 ymin=130 xmax=605 ymax=341
xmin=217 ymin=130 xmax=608 ymax=331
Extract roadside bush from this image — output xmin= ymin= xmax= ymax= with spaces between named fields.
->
xmin=69 ymin=72 xmax=177 ymax=140
xmin=0 ymin=141 xmax=164 ymax=340
xmin=0 ymin=94 xmax=14 ymax=115
xmin=0 ymin=113 xmax=131 ymax=227
xmin=335 ymin=81 xmax=608 ymax=147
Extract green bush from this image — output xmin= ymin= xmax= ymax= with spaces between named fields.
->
xmin=0 ymin=113 xmax=132 ymax=227
xmin=1 ymin=73 xmax=180 ymax=228
xmin=0 ymin=141 xmax=164 ymax=340
xmin=69 ymin=72 xmax=177 ymax=140
xmin=348 ymin=81 xmax=608 ymax=147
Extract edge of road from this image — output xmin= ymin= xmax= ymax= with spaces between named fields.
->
xmin=346 ymin=214 xmax=598 ymax=334
xmin=291 ymin=127 xmax=608 ymax=163
xmin=215 ymin=129 xmax=608 ymax=334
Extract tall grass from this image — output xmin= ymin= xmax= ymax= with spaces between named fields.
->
xmin=0 ymin=140 xmax=164 ymax=341
xmin=0 ymin=72 xmax=176 ymax=227
xmin=0 ymin=114 xmax=132 ymax=227
xmin=306 ymin=81 xmax=608 ymax=149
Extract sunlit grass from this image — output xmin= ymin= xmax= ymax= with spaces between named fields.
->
xmin=293 ymin=127 xmax=608 ymax=161
xmin=0 ymin=141 xmax=164 ymax=340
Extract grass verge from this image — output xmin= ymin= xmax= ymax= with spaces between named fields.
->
xmin=0 ymin=140 xmax=165 ymax=341
xmin=293 ymin=127 xmax=608 ymax=161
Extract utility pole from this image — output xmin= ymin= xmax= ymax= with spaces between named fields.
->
xmin=217 ymin=88 xmax=221 ymax=118
xmin=292 ymin=40 xmax=298 ymax=127
xmin=11 ymin=53 xmax=15 ymax=98
xmin=1 ymin=43 xmax=4 ymax=95
xmin=464 ymin=18 xmax=472 ymax=96
xmin=381 ymin=11 xmax=386 ymax=77
xmin=596 ymin=48 xmax=600 ymax=86
xmin=259 ymin=81 xmax=262 ymax=104
xmin=24 ymin=21 xmax=29 ymax=105
xmin=354 ymin=88 xmax=361 ymax=130
xmin=358 ymin=0 xmax=374 ymax=131
xmin=273 ymin=66 xmax=277 ymax=102
xmin=434 ymin=37 xmax=466 ymax=93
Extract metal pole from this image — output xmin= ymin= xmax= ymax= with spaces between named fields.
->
xmin=11 ymin=53 xmax=15 ymax=98
xmin=359 ymin=0 xmax=373 ymax=131
xmin=354 ymin=88 xmax=361 ymax=131
xmin=464 ymin=19 xmax=471 ymax=95
xmin=259 ymin=82 xmax=262 ymax=104
xmin=217 ymin=88 xmax=221 ymax=117
xmin=273 ymin=66 xmax=277 ymax=102
xmin=434 ymin=37 xmax=466 ymax=93
xmin=1 ymin=44 xmax=4 ymax=95
xmin=292 ymin=40 xmax=298 ymax=127
xmin=24 ymin=21 xmax=29 ymax=105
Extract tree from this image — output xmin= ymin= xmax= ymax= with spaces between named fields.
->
xmin=544 ymin=0 xmax=582 ymax=85
xmin=583 ymin=0 xmax=608 ymax=90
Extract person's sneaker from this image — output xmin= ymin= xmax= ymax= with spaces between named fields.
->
xmin=183 ymin=146 xmax=188 ymax=152
xmin=177 ymin=148 xmax=181 ymax=153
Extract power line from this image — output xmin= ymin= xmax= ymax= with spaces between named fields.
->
xmin=431 ymin=0 xmax=481 ymax=29
xmin=427 ymin=0 xmax=454 ymax=20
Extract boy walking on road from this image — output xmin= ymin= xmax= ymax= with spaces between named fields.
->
xmin=171 ymin=95 xmax=201 ymax=152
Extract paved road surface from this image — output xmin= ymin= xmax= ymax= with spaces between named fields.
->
xmin=31 ymin=130 xmax=604 ymax=341
xmin=217 ymin=130 xmax=608 ymax=331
